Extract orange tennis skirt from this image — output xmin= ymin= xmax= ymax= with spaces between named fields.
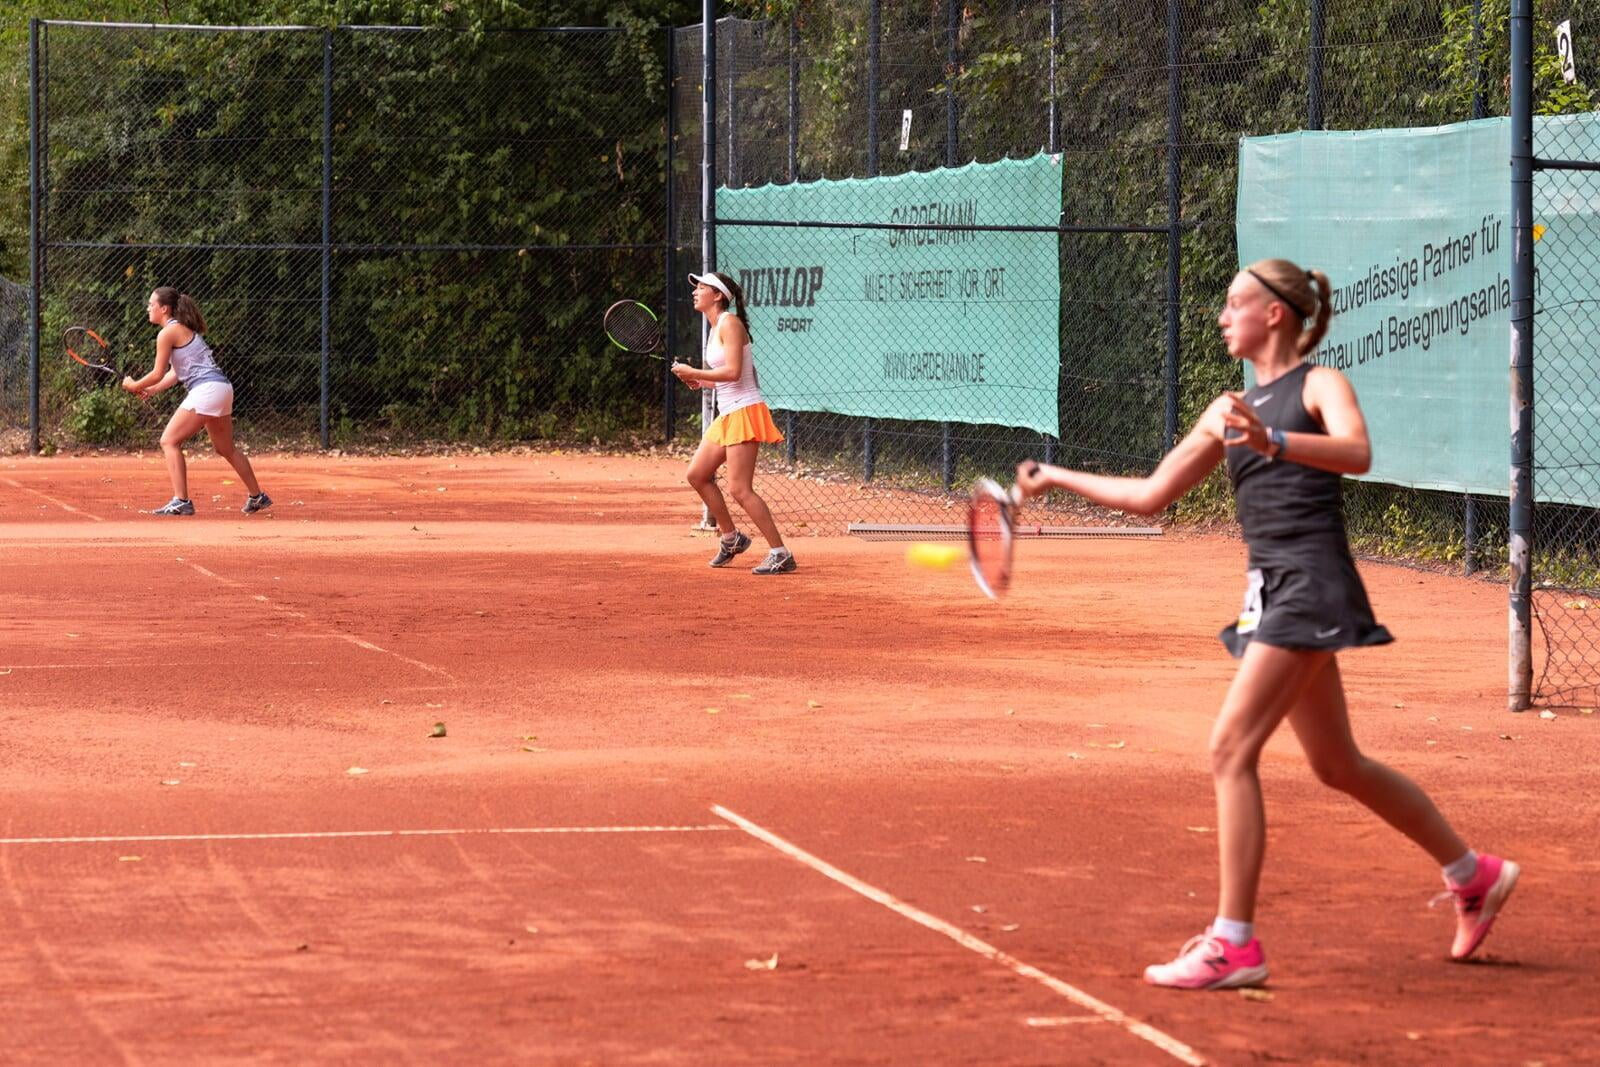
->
xmin=705 ymin=402 xmax=785 ymax=446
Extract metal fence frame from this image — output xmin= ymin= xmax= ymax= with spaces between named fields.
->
xmin=27 ymin=19 xmax=673 ymax=453
xmin=20 ymin=7 xmax=1600 ymax=711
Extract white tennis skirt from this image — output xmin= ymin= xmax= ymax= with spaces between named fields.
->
xmin=179 ymin=381 xmax=235 ymax=417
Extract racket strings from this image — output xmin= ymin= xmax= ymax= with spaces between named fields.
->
xmin=65 ymin=328 xmax=116 ymax=375
xmin=603 ymin=304 xmax=661 ymax=352
xmin=969 ymin=494 xmax=1012 ymax=594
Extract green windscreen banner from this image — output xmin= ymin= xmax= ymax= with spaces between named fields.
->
xmin=1238 ymin=116 xmax=1600 ymax=506
xmin=715 ymin=154 xmax=1062 ymax=436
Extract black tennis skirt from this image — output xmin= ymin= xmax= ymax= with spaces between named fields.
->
xmin=1218 ymin=530 xmax=1394 ymax=659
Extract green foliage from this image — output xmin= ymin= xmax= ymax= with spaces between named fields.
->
xmin=65 ymin=387 xmax=143 ymax=445
xmin=8 ymin=2 xmax=699 ymax=442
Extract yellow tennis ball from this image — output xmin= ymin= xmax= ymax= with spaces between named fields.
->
xmin=905 ymin=542 xmax=963 ymax=569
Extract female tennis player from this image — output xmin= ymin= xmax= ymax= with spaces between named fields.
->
xmin=670 ymin=271 xmax=794 ymax=574
xmin=122 ymin=287 xmax=271 ymax=516
xmin=1014 ymin=259 xmax=1517 ymax=989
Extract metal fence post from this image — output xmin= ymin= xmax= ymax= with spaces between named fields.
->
xmin=1472 ymin=0 xmax=1487 ymax=121
xmin=699 ymin=2 xmax=718 ymax=526
xmin=788 ymin=15 xmax=798 ymax=183
xmin=320 ymin=29 xmax=333 ymax=450
xmin=664 ymin=26 xmax=678 ymax=443
xmin=726 ymin=17 xmax=739 ymax=189
xmin=28 ymin=18 xmax=41 ymax=455
xmin=942 ymin=0 xmax=959 ymax=490
xmin=1308 ymin=0 xmax=1325 ymax=132
xmin=863 ymin=0 xmax=880 ymax=483
xmin=1164 ymin=0 xmax=1182 ymax=452
xmin=1045 ymin=0 xmax=1060 ymax=467
xmin=1508 ymin=0 xmax=1534 ymax=710
xmin=786 ymin=13 xmax=798 ymax=467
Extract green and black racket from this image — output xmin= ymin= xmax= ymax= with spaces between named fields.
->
xmin=602 ymin=300 xmax=668 ymax=361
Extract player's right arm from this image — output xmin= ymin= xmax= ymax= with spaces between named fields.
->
xmin=1015 ymin=394 xmax=1231 ymax=516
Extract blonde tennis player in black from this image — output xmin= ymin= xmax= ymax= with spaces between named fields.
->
xmin=671 ymin=271 xmax=794 ymax=574
xmin=1013 ymin=258 xmax=1517 ymax=989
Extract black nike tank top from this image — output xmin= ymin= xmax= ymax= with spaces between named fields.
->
xmin=1225 ymin=362 xmax=1345 ymax=541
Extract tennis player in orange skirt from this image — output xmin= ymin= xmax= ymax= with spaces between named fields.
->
xmin=671 ymin=271 xmax=795 ymax=574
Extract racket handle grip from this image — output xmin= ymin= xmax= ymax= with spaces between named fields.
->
xmin=1010 ymin=462 xmax=1040 ymax=505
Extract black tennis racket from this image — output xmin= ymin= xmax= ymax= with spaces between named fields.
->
xmin=967 ymin=463 xmax=1040 ymax=600
xmin=602 ymin=300 xmax=668 ymax=361
xmin=64 ymin=326 xmax=121 ymax=382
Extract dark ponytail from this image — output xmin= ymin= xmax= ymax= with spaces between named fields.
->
xmin=710 ymin=271 xmax=752 ymax=342
xmin=152 ymin=286 xmax=207 ymax=335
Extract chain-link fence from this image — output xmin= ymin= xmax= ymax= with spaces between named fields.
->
xmin=20 ymin=8 xmax=1600 ymax=705
xmin=31 ymin=21 xmax=671 ymax=451
xmin=1529 ymin=96 xmax=1600 ymax=707
xmin=1 ymin=276 xmax=28 ymax=445
xmin=670 ymin=10 xmax=1174 ymax=531
xmin=668 ymin=3 xmax=1532 ymax=547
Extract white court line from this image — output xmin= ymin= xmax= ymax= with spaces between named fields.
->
xmin=1026 ymin=1016 xmax=1108 ymax=1027
xmin=179 ymin=560 xmax=454 ymax=681
xmin=0 ymin=659 xmax=327 ymax=672
xmin=0 ymin=825 xmax=733 ymax=845
xmin=712 ymin=804 xmax=1205 ymax=1067
xmin=0 ymin=476 xmax=105 ymax=522
xmin=336 ymin=634 xmax=454 ymax=679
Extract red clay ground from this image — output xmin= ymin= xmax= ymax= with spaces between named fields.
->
xmin=1 ymin=449 xmax=1596 ymax=1065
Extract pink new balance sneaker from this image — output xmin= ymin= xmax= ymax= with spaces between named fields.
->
xmin=1143 ymin=930 xmax=1269 ymax=990
xmin=1436 ymin=852 xmax=1520 ymax=960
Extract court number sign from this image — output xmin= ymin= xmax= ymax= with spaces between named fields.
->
xmin=1556 ymin=20 xmax=1577 ymax=85
xmin=900 ymin=109 xmax=913 ymax=152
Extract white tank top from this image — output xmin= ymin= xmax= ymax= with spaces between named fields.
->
xmin=165 ymin=320 xmax=230 ymax=390
xmin=705 ymin=319 xmax=764 ymax=415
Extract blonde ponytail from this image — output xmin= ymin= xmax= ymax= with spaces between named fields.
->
xmin=1244 ymin=258 xmax=1331 ymax=355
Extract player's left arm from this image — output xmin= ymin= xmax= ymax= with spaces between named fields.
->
xmin=140 ymin=368 xmax=180 ymax=397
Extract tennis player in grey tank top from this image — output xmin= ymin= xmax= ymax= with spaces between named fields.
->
xmin=123 ymin=287 xmax=272 ymax=516
xmin=1005 ymin=259 xmax=1517 ymax=989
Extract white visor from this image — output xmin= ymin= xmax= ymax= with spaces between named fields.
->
xmin=687 ymin=272 xmax=734 ymax=303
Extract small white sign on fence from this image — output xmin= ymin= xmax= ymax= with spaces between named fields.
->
xmin=1557 ymin=20 xmax=1577 ymax=84
xmin=899 ymin=109 xmax=913 ymax=152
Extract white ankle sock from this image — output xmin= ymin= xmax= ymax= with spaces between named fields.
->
xmin=720 ymin=531 xmax=739 ymax=544
xmin=1442 ymin=850 xmax=1478 ymax=887
xmin=1212 ymin=917 xmax=1254 ymax=947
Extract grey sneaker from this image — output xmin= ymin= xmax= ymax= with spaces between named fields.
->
xmin=242 ymin=492 xmax=273 ymax=514
xmin=152 ymin=497 xmax=195 ymax=516
xmin=751 ymin=547 xmax=797 ymax=575
xmin=709 ymin=531 xmax=752 ymax=568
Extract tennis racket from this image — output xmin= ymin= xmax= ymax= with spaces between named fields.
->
xmin=64 ymin=326 xmax=121 ymax=382
xmin=602 ymin=300 xmax=668 ymax=361
xmin=967 ymin=462 xmax=1040 ymax=600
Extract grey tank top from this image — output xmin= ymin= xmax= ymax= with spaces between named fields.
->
xmin=166 ymin=320 xmax=230 ymax=389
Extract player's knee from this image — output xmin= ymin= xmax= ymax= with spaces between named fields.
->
xmin=159 ymin=434 xmax=183 ymax=452
xmin=728 ymin=484 xmax=757 ymax=508
xmin=1208 ymin=730 xmax=1255 ymax=779
xmin=686 ymin=469 xmax=710 ymax=489
xmin=1309 ymin=753 xmax=1365 ymax=793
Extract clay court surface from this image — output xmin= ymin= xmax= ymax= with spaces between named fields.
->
xmin=1 ymin=449 xmax=1595 ymax=1065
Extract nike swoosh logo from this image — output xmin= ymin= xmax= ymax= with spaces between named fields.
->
xmin=1251 ymin=393 xmax=1273 ymax=407
xmin=1315 ymin=626 xmax=1342 ymax=639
